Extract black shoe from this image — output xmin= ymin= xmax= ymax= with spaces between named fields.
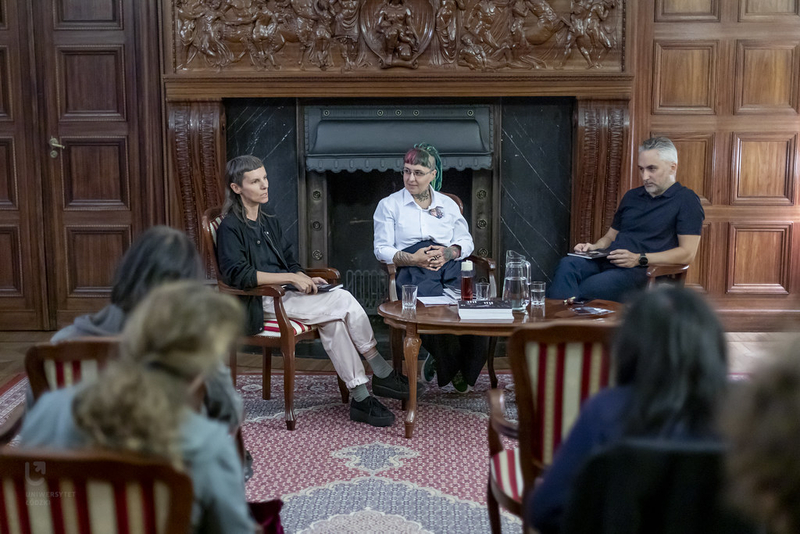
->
xmin=350 ymin=396 xmax=395 ymax=427
xmin=372 ymin=370 xmax=411 ymax=400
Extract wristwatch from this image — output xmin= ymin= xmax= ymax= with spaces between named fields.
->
xmin=638 ymin=253 xmax=648 ymax=267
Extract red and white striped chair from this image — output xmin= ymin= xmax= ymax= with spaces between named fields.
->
xmin=26 ymin=339 xmax=118 ymax=401
xmin=202 ymin=206 xmax=349 ymax=431
xmin=0 ymin=447 xmax=192 ymax=533
xmin=487 ymin=322 xmax=616 ymax=533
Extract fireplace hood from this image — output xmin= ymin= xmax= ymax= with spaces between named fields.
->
xmin=304 ymin=104 xmax=493 ymax=173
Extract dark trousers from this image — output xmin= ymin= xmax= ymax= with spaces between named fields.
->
xmin=396 ymin=240 xmax=488 ymax=387
xmin=547 ymin=256 xmax=648 ymax=302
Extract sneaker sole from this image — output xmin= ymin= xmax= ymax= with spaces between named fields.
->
xmin=350 ymin=409 xmax=395 ymax=427
xmin=372 ymin=383 xmax=409 ymax=400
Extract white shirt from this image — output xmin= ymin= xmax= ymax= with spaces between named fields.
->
xmin=373 ymin=187 xmax=474 ymax=263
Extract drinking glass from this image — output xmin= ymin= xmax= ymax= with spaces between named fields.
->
xmin=401 ymin=284 xmax=418 ymax=311
xmin=530 ymin=281 xmax=546 ymax=307
xmin=475 ymin=282 xmax=490 ymax=301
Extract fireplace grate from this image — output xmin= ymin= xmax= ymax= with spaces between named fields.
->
xmin=345 ymin=269 xmax=388 ymax=314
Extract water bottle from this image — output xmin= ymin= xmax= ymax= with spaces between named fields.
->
xmin=461 ymin=260 xmax=474 ymax=300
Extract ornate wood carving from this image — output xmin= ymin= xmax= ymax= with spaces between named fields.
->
xmin=171 ymin=0 xmax=625 ymax=73
xmin=572 ymin=99 xmax=628 ymax=245
xmin=167 ymin=101 xmax=225 ymax=274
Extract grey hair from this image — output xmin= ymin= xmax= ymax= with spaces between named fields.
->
xmin=639 ymin=137 xmax=678 ymax=165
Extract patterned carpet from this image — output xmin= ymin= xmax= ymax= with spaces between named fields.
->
xmin=0 ymin=372 xmax=523 ymax=533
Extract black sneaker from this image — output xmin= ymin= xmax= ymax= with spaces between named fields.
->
xmin=350 ymin=396 xmax=395 ymax=427
xmin=372 ymin=370 xmax=411 ymax=400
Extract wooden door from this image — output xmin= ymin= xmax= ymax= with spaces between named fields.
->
xmin=33 ymin=0 xmax=146 ymax=327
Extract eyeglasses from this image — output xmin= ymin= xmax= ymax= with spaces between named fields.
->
xmin=403 ymin=168 xmax=433 ymax=178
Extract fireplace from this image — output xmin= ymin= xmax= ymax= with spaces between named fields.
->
xmin=225 ymin=97 xmax=574 ymax=311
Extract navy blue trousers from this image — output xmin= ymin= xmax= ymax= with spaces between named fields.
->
xmin=546 ymin=256 xmax=648 ymax=302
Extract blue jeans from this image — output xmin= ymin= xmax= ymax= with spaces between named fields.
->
xmin=546 ymin=256 xmax=648 ymax=302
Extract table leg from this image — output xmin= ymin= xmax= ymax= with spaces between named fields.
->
xmin=403 ymin=329 xmax=421 ymax=439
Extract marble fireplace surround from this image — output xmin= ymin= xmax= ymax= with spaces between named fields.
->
xmin=169 ymin=98 xmax=629 ymax=290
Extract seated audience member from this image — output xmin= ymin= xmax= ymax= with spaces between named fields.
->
xmin=20 ymin=281 xmax=257 ymax=534
xmin=49 ymin=226 xmax=243 ymax=433
xmin=722 ymin=340 xmax=800 ymax=534
xmin=548 ymin=137 xmax=704 ymax=302
xmin=216 ymin=155 xmax=408 ymax=428
xmin=373 ymin=143 xmax=487 ymax=392
xmin=527 ymin=286 xmax=728 ymax=533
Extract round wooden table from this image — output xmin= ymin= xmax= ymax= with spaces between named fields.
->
xmin=378 ymin=298 xmax=623 ymax=438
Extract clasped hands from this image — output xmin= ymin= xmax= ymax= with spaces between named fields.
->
xmin=288 ymin=272 xmax=328 ymax=294
xmin=574 ymin=243 xmax=639 ymax=268
xmin=411 ymin=245 xmax=454 ymax=271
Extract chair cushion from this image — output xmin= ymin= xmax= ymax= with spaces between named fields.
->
xmin=210 ymin=216 xmax=222 ymax=246
xmin=258 ymin=318 xmax=315 ymax=337
xmin=490 ymin=448 xmax=523 ymax=503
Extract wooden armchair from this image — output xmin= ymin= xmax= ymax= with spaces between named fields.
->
xmin=0 ymin=447 xmax=193 ymax=533
xmin=381 ymin=192 xmax=501 ymax=388
xmin=202 ymin=206 xmax=349 ymax=431
xmin=646 ymin=263 xmax=689 ymax=288
xmin=487 ymin=322 xmax=617 ymax=533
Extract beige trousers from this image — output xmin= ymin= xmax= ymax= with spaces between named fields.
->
xmin=262 ymin=289 xmax=375 ymax=389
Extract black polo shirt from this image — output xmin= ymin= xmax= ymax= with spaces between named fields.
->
xmin=609 ymin=182 xmax=704 ymax=254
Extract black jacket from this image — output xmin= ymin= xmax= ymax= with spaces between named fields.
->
xmin=216 ymin=210 xmax=303 ymax=335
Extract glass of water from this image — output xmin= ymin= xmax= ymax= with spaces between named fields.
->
xmin=530 ymin=281 xmax=546 ymax=307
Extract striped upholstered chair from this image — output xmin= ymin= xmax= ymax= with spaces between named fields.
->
xmin=0 ymin=447 xmax=192 ymax=533
xmin=487 ymin=322 xmax=617 ymax=533
xmin=202 ymin=206 xmax=349 ymax=431
xmin=26 ymin=338 xmax=118 ymax=401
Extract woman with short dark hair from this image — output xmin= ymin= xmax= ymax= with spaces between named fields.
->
xmin=528 ymin=286 xmax=729 ymax=533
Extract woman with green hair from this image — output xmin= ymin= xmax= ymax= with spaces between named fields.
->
xmin=373 ymin=143 xmax=488 ymax=392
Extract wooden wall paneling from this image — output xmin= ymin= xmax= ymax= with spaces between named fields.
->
xmin=731 ymin=132 xmax=796 ymax=205
xmin=65 ymin=225 xmax=130 ymax=296
xmin=739 ymin=0 xmax=800 ymax=21
xmin=685 ymin=222 xmax=711 ymax=290
xmin=652 ymin=41 xmax=718 ymax=114
xmin=0 ymin=0 xmax=48 ymax=329
xmin=655 ymin=0 xmax=720 ymax=22
xmin=734 ymin=40 xmax=800 ymax=114
xmin=55 ymin=0 xmax=122 ymax=28
xmin=651 ymin=131 xmax=715 ymax=204
xmin=571 ymin=99 xmax=630 ymax=245
xmin=727 ymin=222 xmax=792 ymax=295
xmin=166 ymin=101 xmax=225 ymax=275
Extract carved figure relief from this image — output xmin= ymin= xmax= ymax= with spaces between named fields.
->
xmin=172 ymin=0 xmax=622 ymax=72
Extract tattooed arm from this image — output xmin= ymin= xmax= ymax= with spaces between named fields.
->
xmin=392 ymin=247 xmax=436 ymax=269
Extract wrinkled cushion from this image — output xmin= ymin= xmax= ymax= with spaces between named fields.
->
xmin=258 ymin=318 xmax=314 ymax=337
xmin=490 ymin=448 xmax=523 ymax=502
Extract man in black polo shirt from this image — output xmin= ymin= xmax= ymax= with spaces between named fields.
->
xmin=548 ymin=136 xmax=704 ymax=302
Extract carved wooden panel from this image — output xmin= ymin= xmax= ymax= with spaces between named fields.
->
xmin=61 ymin=138 xmax=129 ymax=209
xmin=653 ymin=41 xmax=717 ymax=114
xmin=56 ymin=0 xmax=122 ymax=28
xmin=65 ymin=226 xmax=130 ymax=296
xmin=735 ymin=41 xmax=800 ymax=114
xmin=685 ymin=222 xmax=710 ymax=290
xmin=572 ymin=99 xmax=628 ymax=245
xmin=655 ymin=0 xmax=720 ymax=22
xmin=652 ymin=131 xmax=713 ymax=204
xmin=739 ymin=0 xmax=800 ymax=20
xmin=167 ymin=101 xmax=225 ymax=272
xmin=732 ymin=133 xmax=796 ymax=205
xmin=0 ymin=226 xmax=22 ymax=295
xmin=727 ymin=222 xmax=792 ymax=294
xmin=0 ymin=138 xmax=16 ymax=209
xmin=0 ymin=48 xmax=8 ymax=119
xmin=170 ymin=0 xmax=625 ymax=73
xmin=0 ymin=0 xmax=5 ymax=27
xmin=57 ymin=47 xmax=126 ymax=120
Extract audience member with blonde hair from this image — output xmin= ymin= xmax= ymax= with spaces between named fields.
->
xmin=20 ymin=281 xmax=257 ymax=534
xmin=722 ymin=340 xmax=800 ymax=534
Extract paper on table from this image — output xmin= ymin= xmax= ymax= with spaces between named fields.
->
xmin=417 ymin=296 xmax=456 ymax=306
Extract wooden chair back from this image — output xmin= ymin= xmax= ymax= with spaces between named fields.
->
xmin=201 ymin=205 xmax=224 ymax=277
xmin=25 ymin=339 xmax=118 ymax=401
xmin=0 ymin=447 xmax=193 ymax=533
xmin=508 ymin=322 xmax=616 ymax=481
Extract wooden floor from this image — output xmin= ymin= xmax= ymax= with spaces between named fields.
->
xmin=0 ymin=331 xmax=794 ymax=390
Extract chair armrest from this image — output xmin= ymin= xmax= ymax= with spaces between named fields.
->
xmin=468 ymin=255 xmax=498 ymax=298
xmin=488 ymin=389 xmax=518 ymax=440
xmin=646 ymin=263 xmax=689 ymax=279
xmin=306 ymin=268 xmax=340 ymax=282
xmin=0 ymin=404 xmax=25 ymax=445
xmin=217 ymin=281 xmax=286 ymax=298
xmin=379 ymin=262 xmax=398 ymax=301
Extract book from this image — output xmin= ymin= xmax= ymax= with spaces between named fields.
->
xmin=567 ymin=249 xmax=609 ymax=259
xmin=457 ymin=299 xmax=514 ymax=320
xmin=283 ymin=283 xmax=342 ymax=293
xmin=570 ymin=306 xmax=613 ymax=317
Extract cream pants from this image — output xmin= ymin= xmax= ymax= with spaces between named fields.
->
xmin=263 ymin=289 xmax=375 ymax=389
